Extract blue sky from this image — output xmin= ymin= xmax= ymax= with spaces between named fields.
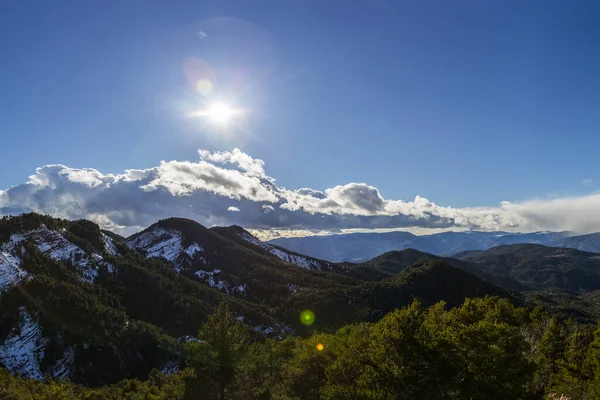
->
xmin=2 ymin=1 xmax=600 ymax=236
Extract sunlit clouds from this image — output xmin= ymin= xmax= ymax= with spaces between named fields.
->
xmin=2 ymin=148 xmax=600 ymax=237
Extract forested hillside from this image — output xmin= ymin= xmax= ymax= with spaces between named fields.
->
xmin=3 ymin=299 xmax=600 ymax=399
xmin=2 ymin=213 xmax=600 ymax=399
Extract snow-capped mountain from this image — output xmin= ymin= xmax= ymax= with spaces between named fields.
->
xmin=128 ymin=220 xmax=335 ymax=278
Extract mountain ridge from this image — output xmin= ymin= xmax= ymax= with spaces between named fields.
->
xmin=267 ymin=229 xmax=574 ymax=261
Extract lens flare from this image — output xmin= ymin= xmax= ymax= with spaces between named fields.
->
xmin=316 ymin=343 xmax=324 ymax=351
xmin=300 ymin=310 xmax=315 ymax=326
xmin=196 ymin=79 xmax=214 ymax=96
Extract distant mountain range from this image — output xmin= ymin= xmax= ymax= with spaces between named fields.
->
xmin=268 ymin=230 xmax=600 ymax=261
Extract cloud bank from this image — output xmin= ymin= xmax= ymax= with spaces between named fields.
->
xmin=1 ymin=148 xmax=599 ymax=238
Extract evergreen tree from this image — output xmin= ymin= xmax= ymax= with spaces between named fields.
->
xmin=534 ymin=316 xmax=566 ymax=393
xmin=189 ymin=302 xmax=249 ymax=400
xmin=584 ymin=321 xmax=600 ymax=398
xmin=551 ymin=329 xmax=593 ymax=399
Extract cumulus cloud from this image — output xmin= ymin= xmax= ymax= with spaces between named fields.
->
xmin=2 ymin=147 xmax=600 ymax=237
xmin=198 ymin=148 xmax=266 ymax=176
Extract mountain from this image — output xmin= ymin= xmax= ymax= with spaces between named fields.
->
xmin=355 ymin=248 xmax=476 ymax=276
xmin=210 ymin=225 xmax=337 ymax=271
xmin=268 ymin=230 xmax=572 ymax=261
xmin=125 ymin=220 xmax=518 ymax=330
xmin=390 ymin=259 xmax=521 ymax=307
xmin=455 ymin=243 xmax=600 ymax=293
xmin=0 ymin=214 xmax=279 ymax=385
xmin=283 ymin=259 xmax=522 ymax=329
xmin=0 ymin=214 xmax=522 ymax=387
xmin=345 ymin=248 xmax=529 ymax=292
xmin=126 ymin=218 xmax=358 ymax=308
xmin=551 ymin=232 xmax=600 ymax=253
xmin=267 ymin=231 xmax=417 ymax=262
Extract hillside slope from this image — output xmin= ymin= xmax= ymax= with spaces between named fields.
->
xmin=456 ymin=244 xmax=600 ymax=292
xmin=280 ymin=259 xmax=522 ymax=332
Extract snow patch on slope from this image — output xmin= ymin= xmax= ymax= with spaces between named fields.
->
xmin=241 ymin=232 xmax=331 ymax=270
xmin=0 ymin=308 xmax=45 ymax=380
xmin=49 ymin=346 xmax=75 ymax=379
xmin=253 ymin=325 xmax=276 ymax=336
xmin=128 ymin=228 xmax=183 ymax=263
xmin=194 ymin=269 xmax=246 ymax=294
xmin=0 ymin=251 xmax=28 ymax=294
xmin=2 ymin=227 xmax=106 ymax=283
xmin=127 ymin=228 xmax=205 ymax=272
xmin=102 ymin=233 xmax=118 ymax=255
xmin=184 ymin=243 xmax=203 ymax=257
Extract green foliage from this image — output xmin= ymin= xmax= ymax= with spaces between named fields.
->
xmin=534 ymin=316 xmax=566 ymax=392
xmin=8 ymin=297 xmax=600 ymax=399
xmin=186 ymin=302 xmax=250 ymax=400
xmin=0 ymin=366 xmax=191 ymax=399
xmin=318 ymin=298 xmax=533 ymax=400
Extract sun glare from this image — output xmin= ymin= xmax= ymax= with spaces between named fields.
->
xmin=195 ymin=102 xmax=243 ymax=126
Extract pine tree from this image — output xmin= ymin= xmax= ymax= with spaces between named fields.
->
xmin=583 ymin=321 xmax=600 ymax=398
xmin=534 ymin=315 xmax=566 ymax=394
xmin=191 ymin=302 xmax=249 ymax=400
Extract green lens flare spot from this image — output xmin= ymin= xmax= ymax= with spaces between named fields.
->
xmin=300 ymin=310 xmax=315 ymax=326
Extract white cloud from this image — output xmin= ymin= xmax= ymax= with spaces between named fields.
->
xmin=198 ymin=148 xmax=266 ymax=176
xmin=139 ymin=159 xmax=278 ymax=202
xmin=2 ymin=147 xmax=600 ymax=236
xmin=582 ymin=178 xmax=594 ymax=186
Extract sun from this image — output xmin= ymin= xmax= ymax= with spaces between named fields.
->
xmin=195 ymin=102 xmax=243 ymax=126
